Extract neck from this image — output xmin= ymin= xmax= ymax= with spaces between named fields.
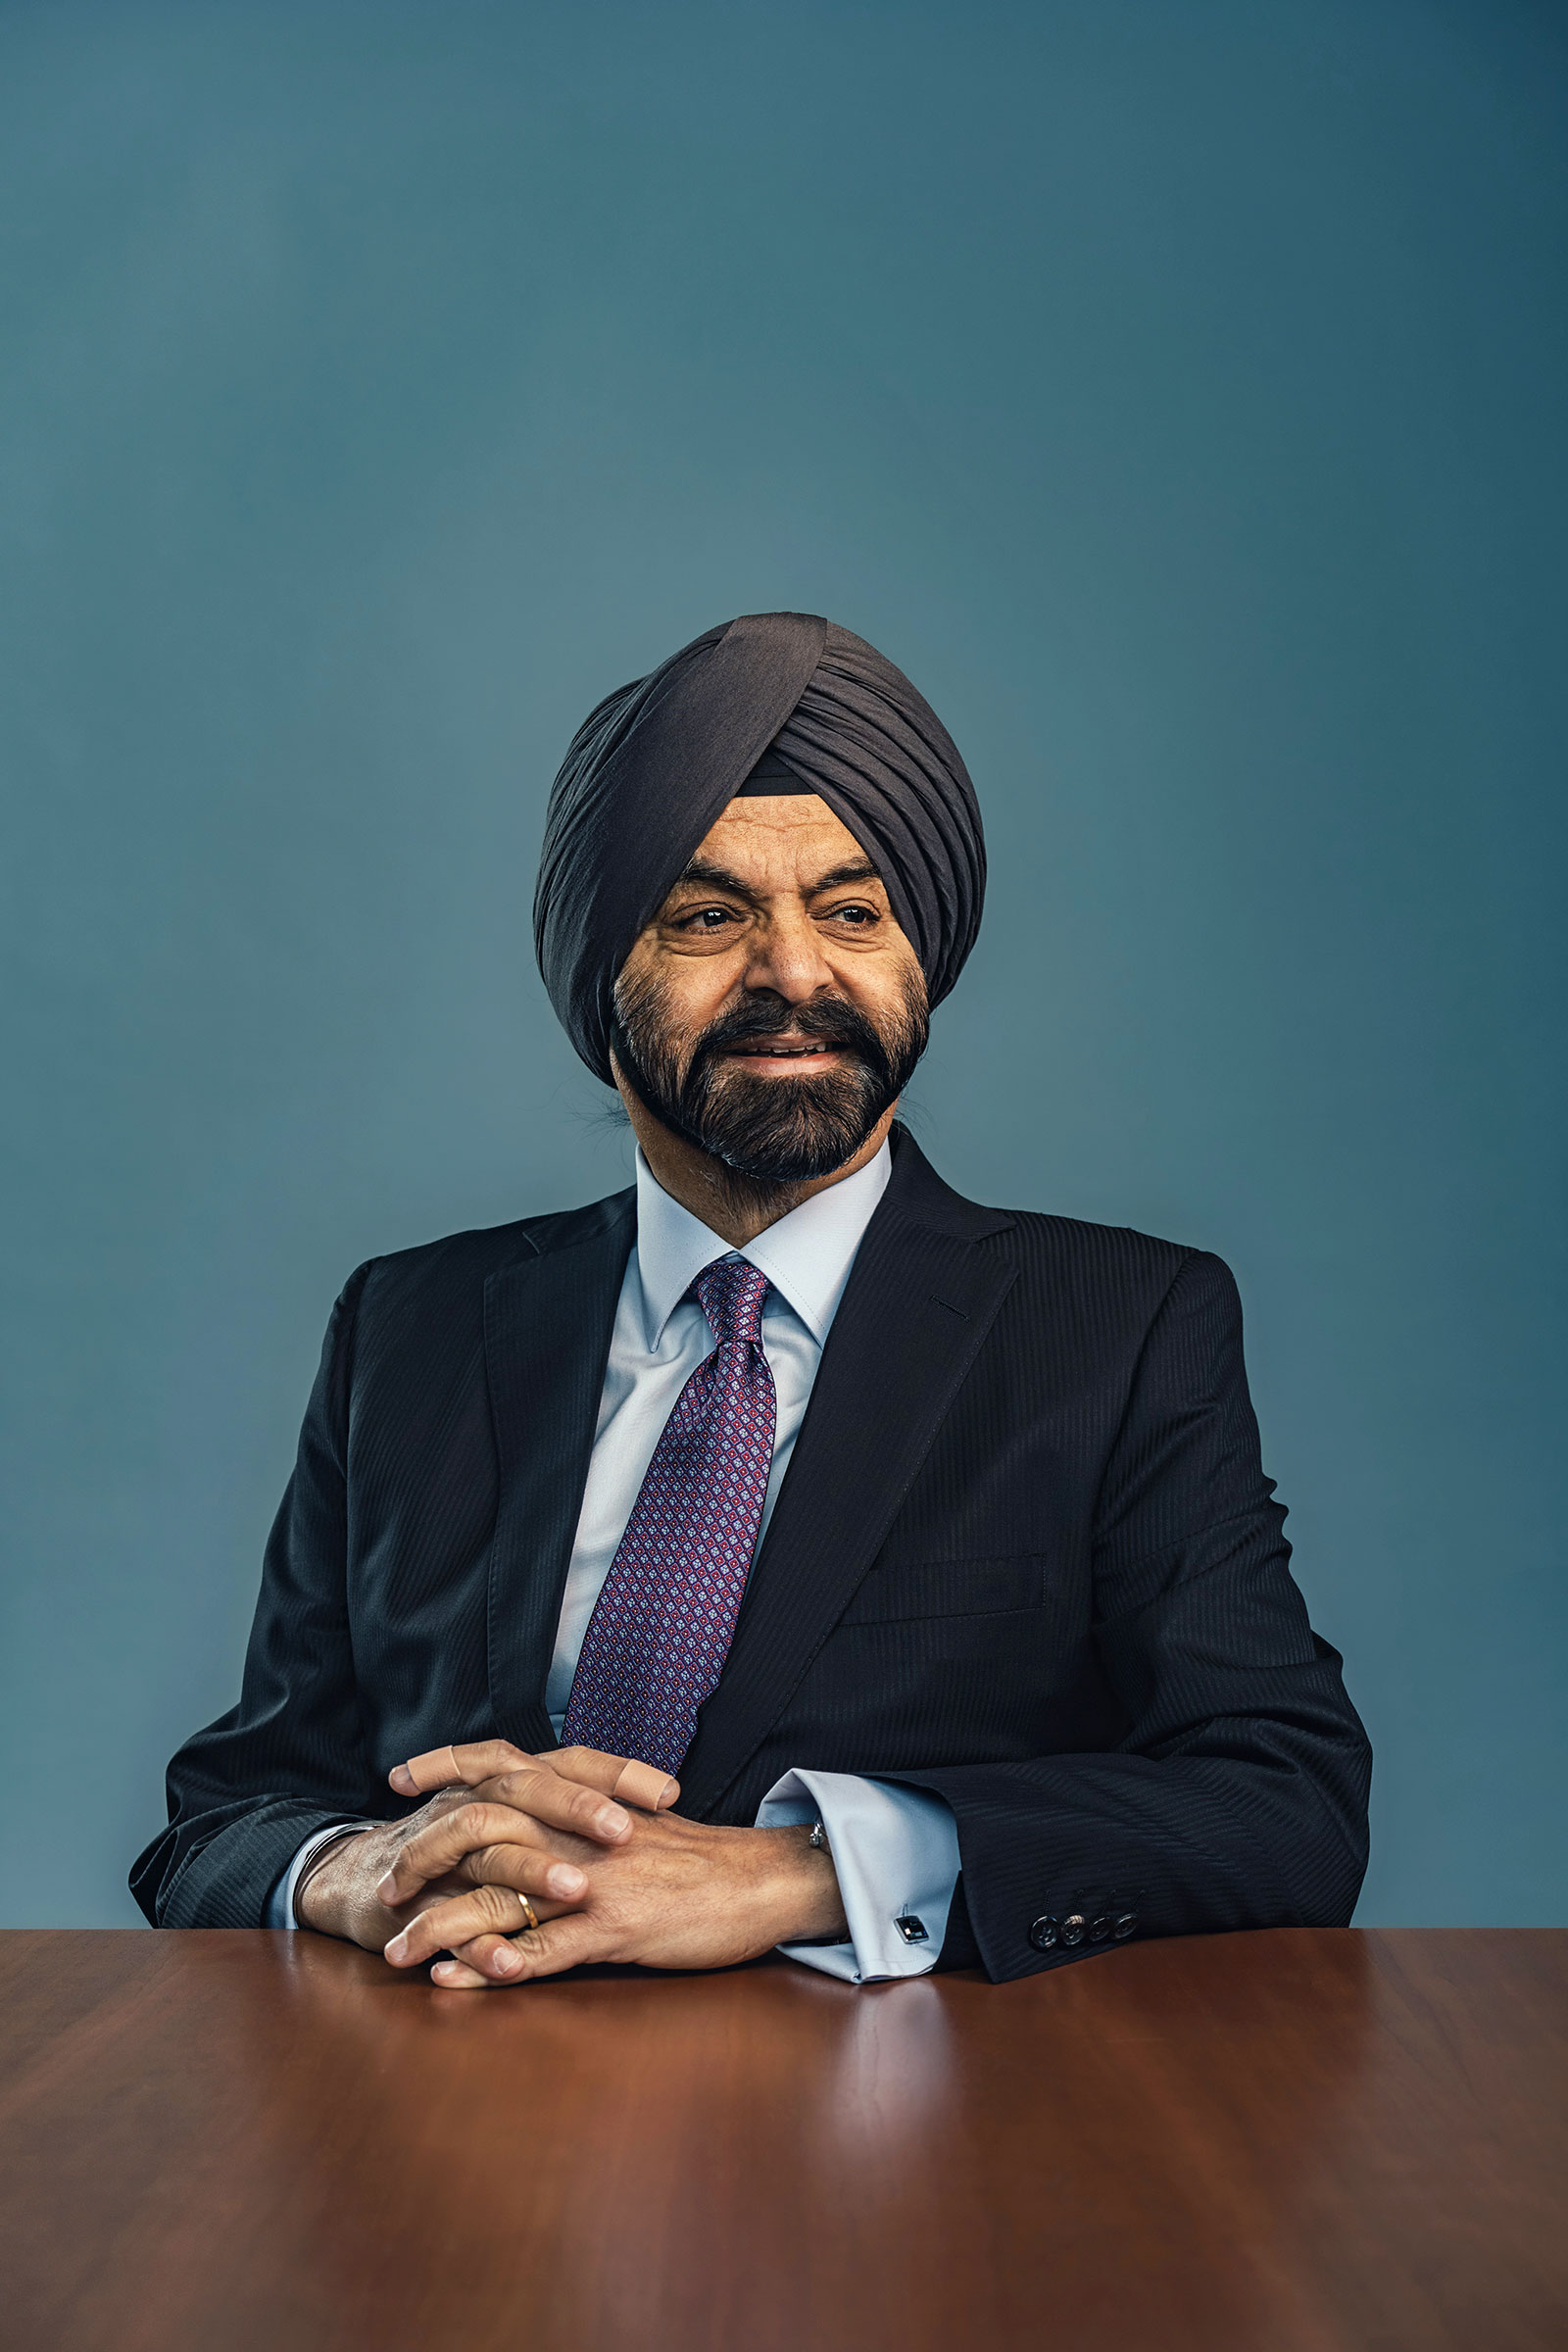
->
xmin=612 ymin=1081 xmax=897 ymax=1248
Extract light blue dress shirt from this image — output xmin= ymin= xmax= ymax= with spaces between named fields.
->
xmin=270 ymin=1143 xmax=960 ymax=1982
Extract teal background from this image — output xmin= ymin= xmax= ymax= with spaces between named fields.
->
xmin=2 ymin=0 xmax=1563 ymax=1927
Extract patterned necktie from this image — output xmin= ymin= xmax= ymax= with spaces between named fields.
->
xmin=562 ymin=1255 xmax=777 ymax=1775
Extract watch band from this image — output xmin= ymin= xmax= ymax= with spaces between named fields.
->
xmin=291 ymin=1829 xmax=368 ymax=1925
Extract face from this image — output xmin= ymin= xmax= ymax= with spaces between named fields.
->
xmin=610 ymin=795 xmax=929 ymax=1184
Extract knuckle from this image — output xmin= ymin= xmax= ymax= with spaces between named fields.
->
xmin=455 ymin=1802 xmax=501 ymax=1841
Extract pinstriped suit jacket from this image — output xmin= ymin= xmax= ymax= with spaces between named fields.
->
xmin=131 ymin=1127 xmax=1371 ymax=1979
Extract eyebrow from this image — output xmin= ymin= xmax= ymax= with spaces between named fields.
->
xmin=808 ymin=858 xmax=881 ymax=893
xmin=669 ymin=856 xmax=883 ymax=906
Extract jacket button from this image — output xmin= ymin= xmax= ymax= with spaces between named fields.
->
xmin=1113 ymin=1912 xmax=1138 ymax=1939
xmin=1060 ymin=1914 xmax=1087 ymax=1946
xmin=1028 ymin=1915 xmax=1059 ymax=1950
xmin=1089 ymin=1916 xmax=1111 ymax=1941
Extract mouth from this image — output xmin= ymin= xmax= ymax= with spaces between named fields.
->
xmin=720 ymin=1039 xmax=849 ymax=1070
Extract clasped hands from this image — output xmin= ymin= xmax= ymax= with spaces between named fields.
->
xmin=296 ymin=1740 xmax=848 ymax=1988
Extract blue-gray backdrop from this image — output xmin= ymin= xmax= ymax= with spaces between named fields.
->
xmin=3 ymin=0 xmax=1564 ymax=1928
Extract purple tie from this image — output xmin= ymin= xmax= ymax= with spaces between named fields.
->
xmin=561 ymin=1255 xmax=777 ymax=1774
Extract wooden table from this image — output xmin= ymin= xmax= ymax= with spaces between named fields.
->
xmin=1 ymin=1929 xmax=1563 ymax=2351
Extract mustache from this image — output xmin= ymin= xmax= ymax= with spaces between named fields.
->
xmin=686 ymin=993 xmax=885 ymax=1071
xmin=609 ymin=965 xmax=929 ymax=1187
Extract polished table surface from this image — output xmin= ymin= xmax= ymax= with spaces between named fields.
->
xmin=1 ymin=1929 xmax=1564 ymax=2352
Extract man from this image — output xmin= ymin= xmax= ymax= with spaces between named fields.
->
xmin=132 ymin=611 xmax=1371 ymax=1987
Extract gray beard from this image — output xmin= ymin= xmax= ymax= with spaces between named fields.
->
xmin=609 ymin=969 xmax=928 ymax=1217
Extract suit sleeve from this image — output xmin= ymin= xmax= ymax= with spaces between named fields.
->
xmin=884 ymin=1250 xmax=1373 ymax=1983
xmin=129 ymin=1264 xmax=383 ymax=1928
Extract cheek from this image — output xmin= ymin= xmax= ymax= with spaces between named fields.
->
xmin=826 ymin=949 xmax=922 ymax=1022
xmin=647 ymin=957 xmax=745 ymax=1052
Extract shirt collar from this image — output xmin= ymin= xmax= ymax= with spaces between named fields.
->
xmin=633 ymin=1141 xmax=893 ymax=1351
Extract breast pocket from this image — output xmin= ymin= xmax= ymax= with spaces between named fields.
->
xmin=839 ymin=1553 xmax=1048 ymax=1625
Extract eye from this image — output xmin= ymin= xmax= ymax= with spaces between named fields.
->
xmin=677 ymin=905 xmax=741 ymax=932
xmin=825 ymin=903 xmax=878 ymax=927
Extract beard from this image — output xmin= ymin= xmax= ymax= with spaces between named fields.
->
xmin=610 ymin=968 xmax=929 ymax=1186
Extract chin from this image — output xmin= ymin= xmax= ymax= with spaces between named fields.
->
xmin=693 ymin=1074 xmax=886 ymax=1186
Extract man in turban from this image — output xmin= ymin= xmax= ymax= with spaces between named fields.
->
xmin=133 ymin=612 xmax=1370 ymax=1987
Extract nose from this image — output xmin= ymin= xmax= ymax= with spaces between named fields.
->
xmin=740 ymin=904 xmax=837 ymax=1006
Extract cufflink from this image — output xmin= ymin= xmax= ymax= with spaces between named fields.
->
xmin=894 ymin=1914 xmax=929 ymax=1943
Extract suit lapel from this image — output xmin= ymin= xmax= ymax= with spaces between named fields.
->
xmin=676 ymin=1141 xmax=1017 ymax=1816
xmin=483 ymin=1195 xmax=635 ymax=1748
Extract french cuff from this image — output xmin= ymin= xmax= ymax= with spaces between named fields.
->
xmin=265 ymin=1823 xmax=364 ymax=1930
xmin=756 ymin=1769 xmax=960 ymax=1984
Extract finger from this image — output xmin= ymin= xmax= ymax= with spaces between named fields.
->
xmin=544 ymin=1745 xmax=681 ymax=1812
xmin=429 ymin=1955 xmax=492 ymax=1989
xmin=394 ymin=1754 xmax=638 ymax=1854
xmin=452 ymin=1841 xmax=590 ymax=1902
xmin=385 ymin=1882 xmax=565 ymax=1971
xmin=390 ymin=1740 xmax=531 ymax=1798
xmin=376 ymin=1803 xmax=588 ymax=1907
xmin=444 ymin=1919 xmax=580 ymax=1976
xmin=439 ymin=1838 xmax=596 ymax=1977
xmin=470 ymin=1763 xmax=635 ymax=1848
xmin=447 ymin=1929 xmax=535 ymax=1983
xmin=492 ymin=1912 xmax=607 ymax=1982
xmin=429 ymin=1913 xmax=607 ymax=1985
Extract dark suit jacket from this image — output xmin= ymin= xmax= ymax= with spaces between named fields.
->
xmin=131 ymin=1129 xmax=1371 ymax=1978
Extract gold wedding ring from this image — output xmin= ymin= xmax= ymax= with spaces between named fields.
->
xmin=514 ymin=1892 xmax=539 ymax=1933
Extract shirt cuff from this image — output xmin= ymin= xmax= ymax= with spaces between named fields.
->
xmin=264 ymin=1823 xmax=364 ymax=1929
xmin=756 ymin=1769 xmax=960 ymax=1984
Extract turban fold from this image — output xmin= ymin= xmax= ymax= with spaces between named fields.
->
xmin=534 ymin=612 xmax=985 ymax=1082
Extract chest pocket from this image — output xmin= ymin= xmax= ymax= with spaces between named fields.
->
xmin=838 ymin=1552 xmax=1046 ymax=1625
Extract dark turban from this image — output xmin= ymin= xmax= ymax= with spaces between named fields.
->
xmin=533 ymin=612 xmax=986 ymax=1082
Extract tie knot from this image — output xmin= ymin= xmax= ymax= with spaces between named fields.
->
xmin=694 ymin=1254 xmax=769 ymax=1348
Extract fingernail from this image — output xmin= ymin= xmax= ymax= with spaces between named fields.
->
xmin=492 ymin=1946 xmax=520 ymax=1977
xmin=385 ymin=1932 xmax=410 ymax=1963
xmin=388 ymin=1764 xmax=416 ymax=1793
xmin=656 ymin=1777 xmax=678 ymax=1808
xmin=596 ymin=1806 xmax=630 ymax=1838
xmin=548 ymin=1865 xmax=586 ymax=1897
xmin=375 ymin=1872 xmax=402 ymax=1905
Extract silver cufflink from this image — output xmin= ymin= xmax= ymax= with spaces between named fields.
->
xmin=894 ymin=1914 xmax=929 ymax=1943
